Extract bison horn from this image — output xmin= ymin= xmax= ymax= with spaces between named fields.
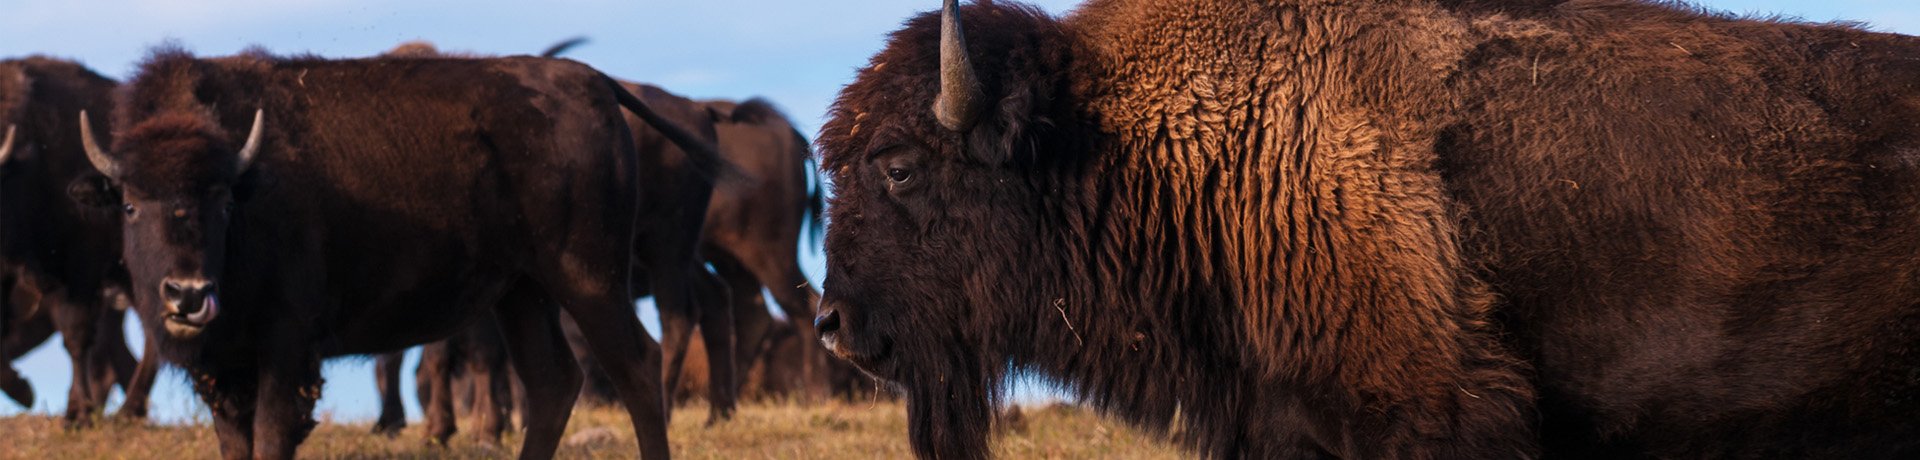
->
xmin=934 ymin=0 xmax=985 ymax=132
xmin=0 ymin=124 xmax=15 ymax=165
xmin=235 ymin=109 xmax=265 ymax=173
xmin=79 ymin=111 xmax=119 ymax=178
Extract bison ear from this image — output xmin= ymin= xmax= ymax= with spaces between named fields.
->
xmin=705 ymin=105 xmax=732 ymax=124
xmin=963 ymin=78 xmax=1053 ymax=167
xmin=233 ymin=165 xmax=271 ymax=203
xmin=66 ymin=174 xmax=119 ymax=209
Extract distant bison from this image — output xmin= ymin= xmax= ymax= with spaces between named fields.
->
xmin=0 ymin=57 xmax=160 ymax=425
xmin=83 ymin=48 xmax=717 ymax=459
xmin=816 ymin=0 xmax=1920 ymax=458
xmin=577 ymin=97 xmax=836 ymax=406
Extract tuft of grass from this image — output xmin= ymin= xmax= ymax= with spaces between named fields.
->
xmin=0 ymin=401 xmax=1184 ymax=459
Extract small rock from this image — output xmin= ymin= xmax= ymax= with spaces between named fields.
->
xmin=564 ymin=427 xmax=620 ymax=447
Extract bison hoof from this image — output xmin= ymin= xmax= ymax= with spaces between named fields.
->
xmin=371 ymin=419 xmax=405 ymax=437
xmin=0 ymin=378 xmax=32 ymax=407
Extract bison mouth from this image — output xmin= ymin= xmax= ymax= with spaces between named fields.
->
xmin=162 ymin=294 xmax=219 ymax=338
xmin=824 ymin=331 xmax=895 ymax=377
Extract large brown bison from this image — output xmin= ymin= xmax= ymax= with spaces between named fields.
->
xmin=583 ymin=97 xmax=835 ymax=406
xmin=694 ymin=98 xmax=830 ymax=397
xmin=536 ymin=43 xmax=832 ymax=403
xmin=814 ymin=0 xmax=1920 ymax=458
xmin=81 ymin=48 xmax=716 ymax=460
xmin=0 ymin=57 xmax=161 ymax=425
xmin=369 ymin=40 xmax=738 ymax=437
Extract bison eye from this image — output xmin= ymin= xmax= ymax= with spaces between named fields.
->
xmin=886 ymin=167 xmax=912 ymax=183
xmin=122 ymin=204 xmax=137 ymax=217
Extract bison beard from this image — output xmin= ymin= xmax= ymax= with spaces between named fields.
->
xmin=818 ymin=0 xmax=1920 ymax=459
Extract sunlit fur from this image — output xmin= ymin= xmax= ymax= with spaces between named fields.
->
xmin=817 ymin=0 xmax=1920 ymax=458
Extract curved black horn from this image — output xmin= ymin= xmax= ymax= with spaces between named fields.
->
xmin=235 ymin=109 xmax=265 ymax=172
xmin=79 ymin=111 xmax=118 ymax=178
xmin=0 ymin=124 xmax=15 ymax=165
xmin=933 ymin=0 xmax=985 ymax=132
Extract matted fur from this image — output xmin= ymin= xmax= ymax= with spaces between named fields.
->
xmin=816 ymin=0 xmax=1920 ymax=458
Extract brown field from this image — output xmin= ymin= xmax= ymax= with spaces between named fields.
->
xmin=0 ymin=401 xmax=1186 ymax=459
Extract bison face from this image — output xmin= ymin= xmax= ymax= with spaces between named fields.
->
xmin=816 ymin=142 xmax=1038 ymax=379
xmin=815 ymin=1 xmax=1072 ymax=456
xmin=82 ymin=110 xmax=262 ymax=340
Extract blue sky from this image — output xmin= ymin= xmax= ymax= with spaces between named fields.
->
xmin=2 ymin=0 xmax=1915 ymax=423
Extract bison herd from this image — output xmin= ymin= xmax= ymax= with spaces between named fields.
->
xmin=7 ymin=0 xmax=1920 ymax=459
xmin=1 ymin=39 xmax=859 ymax=459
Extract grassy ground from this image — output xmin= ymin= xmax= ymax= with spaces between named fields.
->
xmin=0 ymin=401 xmax=1186 ymax=459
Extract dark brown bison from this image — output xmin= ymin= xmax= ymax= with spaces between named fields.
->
xmin=815 ymin=0 xmax=1920 ymax=458
xmin=0 ymin=57 xmax=161 ymax=425
xmin=616 ymin=81 xmax=739 ymax=422
xmin=369 ymin=41 xmax=740 ymax=432
xmin=666 ymin=315 xmax=886 ymax=404
xmin=81 ymin=48 xmax=720 ymax=460
xmin=693 ymin=98 xmax=830 ymax=397
xmin=579 ymin=97 xmax=835 ymax=406
xmin=536 ymin=42 xmax=833 ymax=404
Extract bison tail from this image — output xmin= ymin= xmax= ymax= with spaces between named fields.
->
xmin=805 ymin=152 xmax=826 ymax=252
xmin=780 ymin=119 xmax=826 ymax=252
xmin=539 ymin=36 xmax=590 ymax=58
xmin=601 ymin=76 xmax=742 ymax=183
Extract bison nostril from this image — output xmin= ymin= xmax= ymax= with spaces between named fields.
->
xmin=162 ymin=281 xmax=185 ymax=305
xmin=815 ymin=309 xmax=842 ymax=333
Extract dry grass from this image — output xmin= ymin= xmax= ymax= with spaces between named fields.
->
xmin=0 ymin=401 xmax=1186 ymax=459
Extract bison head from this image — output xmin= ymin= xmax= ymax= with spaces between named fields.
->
xmin=814 ymin=1 xmax=1075 ymax=457
xmin=81 ymin=109 xmax=262 ymax=339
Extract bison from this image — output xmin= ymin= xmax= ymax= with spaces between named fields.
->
xmin=369 ymin=41 xmax=741 ymax=435
xmin=81 ymin=48 xmax=721 ymax=459
xmin=538 ymin=41 xmax=833 ymax=404
xmin=370 ymin=41 xmax=735 ymax=440
xmin=0 ymin=57 xmax=161 ymax=425
xmin=814 ymin=0 xmax=1920 ymax=458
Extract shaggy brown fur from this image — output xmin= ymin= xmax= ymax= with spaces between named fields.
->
xmin=95 ymin=47 xmax=724 ymax=460
xmin=0 ymin=57 xmax=160 ymax=425
xmin=815 ymin=0 xmax=1920 ymax=458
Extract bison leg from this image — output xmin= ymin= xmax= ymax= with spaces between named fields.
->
xmin=420 ymin=340 xmax=458 ymax=445
xmin=559 ymin=314 xmax=617 ymax=406
xmin=115 ymin=330 xmax=162 ymax=420
xmin=687 ymin=270 xmax=737 ymax=423
xmin=195 ymin=369 xmax=259 ymax=460
xmin=0 ymin=365 xmax=29 ymax=409
xmin=546 ymin=277 xmax=670 ymax=459
xmin=464 ymin=316 xmax=509 ymax=445
xmin=0 ymin=305 xmax=55 ymax=408
xmin=87 ymin=309 xmax=135 ymax=412
xmin=707 ymin=250 xmax=776 ymax=397
xmin=493 ymin=283 xmax=583 ymax=460
xmin=48 ymin=295 xmax=102 ymax=427
xmin=657 ymin=304 xmax=697 ymax=406
xmin=371 ymin=350 xmax=408 ymax=436
xmin=250 ymin=353 xmax=321 ymax=460
xmin=740 ymin=244 xmax=825 ymax=399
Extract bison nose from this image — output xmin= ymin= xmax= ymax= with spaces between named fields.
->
xmin=815 ymin=309 xmax=842 ymax=333
xmin=160 ymin=278 xmax=216 ymax=318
